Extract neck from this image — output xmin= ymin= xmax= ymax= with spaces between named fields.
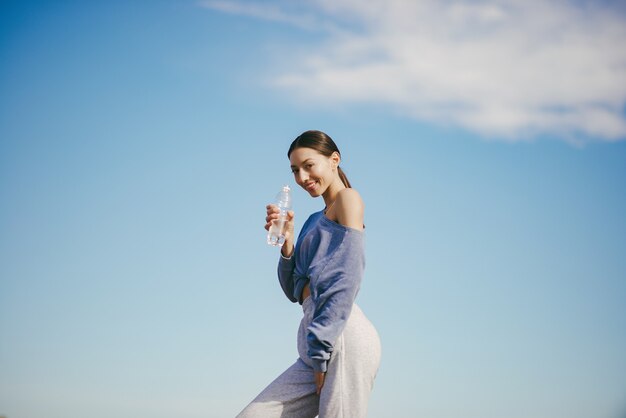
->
xmin=322 ymin=178 xmax=346 ymax=210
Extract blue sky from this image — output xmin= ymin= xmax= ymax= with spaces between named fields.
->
xmin=1 ymin=1 xmax=625 ymax=418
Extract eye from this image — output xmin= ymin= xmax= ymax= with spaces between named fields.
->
xmin=291 ymin=168 xmax=299 ymax=174
xmin=305 ymin=163 xmax=313 ymax=169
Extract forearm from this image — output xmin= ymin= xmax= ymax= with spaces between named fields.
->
xmin=277 ymin=250 xmax=298 ymax=303
xmin=281 ymin=239 xmax=294 ymax=258
xmin=307 ymin=281 xmax=358 ymax=372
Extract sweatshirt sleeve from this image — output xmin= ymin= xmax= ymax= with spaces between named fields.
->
xmin=277 ymin=254 xmax=298 ymax=303
xmin=306 ymin=228 xmax=365 ymax=373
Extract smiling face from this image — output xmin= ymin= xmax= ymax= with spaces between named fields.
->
xmin=289 ymin=147 xmax=341 ymax=198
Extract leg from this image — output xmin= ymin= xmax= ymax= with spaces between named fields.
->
xmin=236 ymin=358 xmax=319 ymax=418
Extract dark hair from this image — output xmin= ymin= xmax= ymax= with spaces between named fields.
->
xmin=287 ymin=130 xmax=351 ymax=188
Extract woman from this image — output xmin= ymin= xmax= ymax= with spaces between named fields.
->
xmin=237 ymin=130 xmax=381 ymax=418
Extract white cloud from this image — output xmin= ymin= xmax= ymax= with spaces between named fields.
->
xmin=203 ymin=0 xmax=626 ymax=142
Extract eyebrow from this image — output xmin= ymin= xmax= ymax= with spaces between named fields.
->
xmin=290 ymin=158 xmax=314 ymax=169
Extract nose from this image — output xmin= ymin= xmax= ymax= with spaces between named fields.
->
xmin=295 ymin=170 xmax=308 ymax=185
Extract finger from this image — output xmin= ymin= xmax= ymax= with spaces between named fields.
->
xmin=265 ymin=213 xmax=279 ymax=223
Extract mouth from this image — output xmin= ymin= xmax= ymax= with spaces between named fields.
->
xmin=304 ymin=181 xmax=317 ymax=192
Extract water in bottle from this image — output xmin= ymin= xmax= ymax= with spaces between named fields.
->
xmin=267 ymin=185 xmax=292 ymax=246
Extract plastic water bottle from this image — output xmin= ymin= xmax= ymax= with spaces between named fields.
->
xmin=267 ymin=185 xmax=292 ymax=247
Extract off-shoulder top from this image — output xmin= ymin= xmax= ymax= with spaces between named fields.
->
xmin=277 ymin=210 xmax=365 ymax=372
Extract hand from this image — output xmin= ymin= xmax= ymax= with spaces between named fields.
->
xmin=314 ymin=371 xmax=326 ymax=395
xmin=265 ymin=205 xmax=295 ymax=256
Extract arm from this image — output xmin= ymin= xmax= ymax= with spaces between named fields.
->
xmin=266 ymin=205 xmax=299 ymax=302
xmin=334 ymin=188 xmax=365 ymax=231
xmin=307 ymin=189 xmax=366 ymax=372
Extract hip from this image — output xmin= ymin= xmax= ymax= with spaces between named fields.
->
xmin=297 ymin=297 xmax=381 ymax=368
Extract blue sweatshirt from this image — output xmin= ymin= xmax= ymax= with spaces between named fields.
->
xmin=277 ymin=210 xmax=365 ymax=373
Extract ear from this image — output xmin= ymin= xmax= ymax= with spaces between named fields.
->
xmin=330 ymin=151 xmax=341 ymax=169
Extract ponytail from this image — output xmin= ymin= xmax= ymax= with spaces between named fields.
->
xmin=337 ymin=166 xmax=351 ymax=188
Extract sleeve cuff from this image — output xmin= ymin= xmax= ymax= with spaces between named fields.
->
xmin=311 ymin=358 xmax=328 ymax=373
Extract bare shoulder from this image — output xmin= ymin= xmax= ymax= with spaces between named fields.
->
xmin=335 ymin=188 xmax=364 ymax=230
xmin=336 ymin=188 xmax=364 ymax=208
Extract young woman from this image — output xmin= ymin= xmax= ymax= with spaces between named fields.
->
xmin=237 ymin=130 xmax=381 ymax=418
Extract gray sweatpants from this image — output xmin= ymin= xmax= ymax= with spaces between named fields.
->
xmin=236 ymin=297 xmax=381 ymax=418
